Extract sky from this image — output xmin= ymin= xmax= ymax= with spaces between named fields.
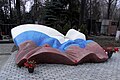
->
xmin=25 ymin=0 xmax=45 ymax=12
xmin=117 ymin=0 xmax=120 ymax=8
xmin=25 ymin=1 xmax=33 ymax=12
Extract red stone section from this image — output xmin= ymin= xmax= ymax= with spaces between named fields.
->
xmin=16 ymin=41 xmax=108 ymax=67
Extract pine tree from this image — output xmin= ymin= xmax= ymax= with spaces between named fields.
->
xmin=44 ymin=0 xmax=80 ymax=31
xmin=44 ymin=0 xmax=65 ymax=28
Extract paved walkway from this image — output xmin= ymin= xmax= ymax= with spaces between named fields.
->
xmin=0 ymin=44 xmax=14 ymax=70
xmin=0 ymin=55 xmax=10 ymax=70
xmin=0 ymin=43 xmax=14 ymax=54
xmin=0 ymin=51 xmax=120 ymax=80
xmin=0 ymin=44 xmax=120 ymax=80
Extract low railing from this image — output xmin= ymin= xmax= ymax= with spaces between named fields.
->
xmin=0 ymin=24 xmax=17 ymax=41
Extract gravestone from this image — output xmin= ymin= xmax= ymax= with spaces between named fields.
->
xmin=115 ymin=31 xmax=120 ymax=41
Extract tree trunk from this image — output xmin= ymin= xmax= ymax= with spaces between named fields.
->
xmin=80 ymin=0 xmax=86 ymax=26
xmin=34 ymin=0 xmax=37 ymax=21
xmin=107 ymin=0 xmax=111 ymax=19
xmin=9 ymin=0 xmax=12 ymax=23
xmin=13 ymin=0 xmax=16 ymax=8
xmin=16 ymin=0 xmax=21 ymax=24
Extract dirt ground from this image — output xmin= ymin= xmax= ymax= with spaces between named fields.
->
xmin=88 ymin=35 xmax=120 ymax=47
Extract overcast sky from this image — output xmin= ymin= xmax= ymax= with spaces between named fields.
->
xmin=25 ymin=0 xmax=45 ymax=12
xmin=25 ymin=1 xmax=32 ymax=12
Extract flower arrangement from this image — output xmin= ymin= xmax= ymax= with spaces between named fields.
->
xmin=24 ymin=60 xmax=36 ymax=73
xmin=104 ymin=47 xmax=119 ymax=53
xmin=114 ymin=48 xmax=119 ymax=52
xmin=24 ymin=60 xmax=36 ymax=68
xmin=104 ymin=47 xmax=119 ymax=59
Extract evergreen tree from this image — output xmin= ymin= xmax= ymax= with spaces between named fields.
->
xmin=16 ymin=0 xmax=21 ymax=24
xmin=43 ymin=0 xmax=80 ymax=32
xmin=0 ymin=9 xmax=4 ymax=24
xmin=44 ymin=0 xmax=64 ymax=28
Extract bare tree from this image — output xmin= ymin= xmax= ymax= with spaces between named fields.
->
xmin=105 ymin=0 xmax=118 ymax=19
xmin=83 ymin=0 xmax=101 ymax=20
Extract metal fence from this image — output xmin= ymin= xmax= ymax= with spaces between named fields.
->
xmin=0 ymin=24 xmax=17 ymax=40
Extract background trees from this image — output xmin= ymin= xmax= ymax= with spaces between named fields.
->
xmin=0 ymin=0 xmax=120 ymax=33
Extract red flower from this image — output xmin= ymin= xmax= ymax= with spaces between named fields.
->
xmin=24 ymin=62 xmax=29 ymax=67
xmin=2 ymin=32 xmax=5 ymax=35
xmin=114 ymin=48 xmax=119 ymax=52
xmin=24 ymin=60 xmax=36 ymax=68
xmin=104 ymin=47 xmax=119 ymax=53
xmin=29 ymin=64 xmax=33 ymax=67
xmin=44 ymin=44 xmax=51 ymax=47
xmin=74 ymin=60 xmax=78 ymax=63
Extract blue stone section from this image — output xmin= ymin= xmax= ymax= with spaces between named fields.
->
xmin=14 ymin=31 xmax=93 ymax=51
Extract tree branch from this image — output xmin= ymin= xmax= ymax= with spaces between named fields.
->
xmin=105 ymin=0 xmax=108 ymax=3
xmin=111 ymin=0 xmax=114 ymax=3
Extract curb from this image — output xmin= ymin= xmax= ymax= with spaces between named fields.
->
xmin=0 ymin=52 xmax=11 ymax=55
